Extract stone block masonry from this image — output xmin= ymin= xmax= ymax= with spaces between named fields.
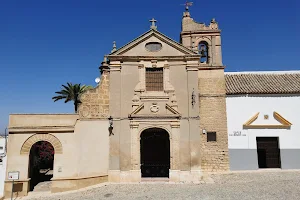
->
xmin=78 ymin=70 xmax=110 ymax=119
xmin=198 ymin=69 xmax=229 ymax=172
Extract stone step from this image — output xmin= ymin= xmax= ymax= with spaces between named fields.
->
xmin=141 ymin=178 xmax=169 ymax=182
xmin=32 ymin=181 xmax=52 ymax=192
xmin=27 ymin=191 xmax=51 ymax=196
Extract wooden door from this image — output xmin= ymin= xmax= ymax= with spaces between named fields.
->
xmin=140 ymin=128 xmax=170 ymax=178
xmin=256 ymin=137 xmax=281 ymax=168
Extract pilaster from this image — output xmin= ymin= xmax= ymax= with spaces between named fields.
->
xmin=163 ymin=64 xmax=175 ymax=92
xmin=170 ymin=122 xmax=180 ymax=170
xmin=134 ymin=64 xmax=145 ymax=92
xmin=130 ymin=122 xmax=139 ymax=170
xmin=212 ymin=36 xmax=216 ymax=66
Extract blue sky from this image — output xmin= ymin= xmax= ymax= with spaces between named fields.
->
xmin=0 ymin=0 xmax=299 ymax=132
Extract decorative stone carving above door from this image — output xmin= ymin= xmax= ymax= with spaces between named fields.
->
xmin=150 ymin=104 xmax=159 ymax=113
xmin=129 ymin=101 xmax=181 ymax=119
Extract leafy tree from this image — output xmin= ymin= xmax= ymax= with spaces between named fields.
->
xmin=31 ymin=141 xmax=54 ymax=167
xmin=52 ymin=82 xmax=93 ymax=112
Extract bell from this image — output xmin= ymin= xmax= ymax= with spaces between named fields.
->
xmin=199 ymin=44 xmax=207 ymax=57
xmin=200 ymin=49 xmax=206 ymax=58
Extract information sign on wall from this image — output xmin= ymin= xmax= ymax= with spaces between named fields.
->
xmin=8 ymin=171 xmax=19 ymax=180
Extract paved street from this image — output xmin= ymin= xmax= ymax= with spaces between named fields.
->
xmin=19 ymin=171 xmax=300 ymax=200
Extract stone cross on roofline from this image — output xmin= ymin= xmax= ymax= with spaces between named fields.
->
xmin=150 ymin=18 xmax=157 ymax=30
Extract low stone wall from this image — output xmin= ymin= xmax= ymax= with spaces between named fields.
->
xmin=4 ymin=179 xmax=30 ymax=198
xmin=51 ymin=175 xmax=108 ymax=193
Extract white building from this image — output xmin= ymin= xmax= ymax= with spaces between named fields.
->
xmin=0 ymin=136 xmax=7 ymax=197
xmin=226 ymin=71 xmax=300 ymax=170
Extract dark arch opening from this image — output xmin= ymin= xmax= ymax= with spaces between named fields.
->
xmin=28 ymin=141 xmax=54 ymax=191
xmin=140 ymin=128 xmax=170 ymax=178
xmin=198 ymin=41 xmax=209 ymax=64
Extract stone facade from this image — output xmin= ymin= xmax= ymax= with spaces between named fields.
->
xmin=199 ymin=69 xmax=229 ymax=171
xmin=78 ymin=66 xmax=110 ymax=119
xmin=181 ymin=11 xmax=223 ymax=67
xmin=4 ymin=9 xmax=231 ymax=198
xmin=3 ymin=8 xmax=300 ymax=199
xmin=181 ymin=9 xmax=229 ymax=172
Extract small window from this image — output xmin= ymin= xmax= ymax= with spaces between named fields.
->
xmin=145 ymin=42 xmax=162 ymax=52
xmin=146 ymin=68 xmax=163 ymax=91
xmin=207 ymin=132 xmax=217 ymax=142
xmin=0 ymin=147 xmax=3 ymax=150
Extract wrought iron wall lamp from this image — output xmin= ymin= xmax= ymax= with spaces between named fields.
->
xmin=108 ymin=116 xmax=114 ymax=136
xmin=191 ymin=88 xmax=196 ymax=107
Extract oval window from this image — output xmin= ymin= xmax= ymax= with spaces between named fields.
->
xmin=145 ymin=42 xmax=162 ymax=52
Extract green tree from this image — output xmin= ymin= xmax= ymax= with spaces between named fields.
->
xmin=52 ymin=82 xmax=93 ymax=113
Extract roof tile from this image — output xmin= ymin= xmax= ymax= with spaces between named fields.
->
xmin=225 ymin=73 xmax=300 ymax=94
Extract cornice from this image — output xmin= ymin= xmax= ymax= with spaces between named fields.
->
xmin=107 ymin=55 xmax=200 ymax=62
xmin=128 ymin=115 xmax=181 ymax=119
xmin=8 ymin=126 xmax=75 ymax=133
xmin=181 ymin=30 xmax=221 ymax=35
xmin=198 ymin=65 xmax=225 ymax=70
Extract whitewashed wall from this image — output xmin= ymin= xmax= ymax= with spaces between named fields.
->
xmin=0 ymin=137 xmax=7 ymax=197
xmin=226 ymin=94 xmax=300 ymax=170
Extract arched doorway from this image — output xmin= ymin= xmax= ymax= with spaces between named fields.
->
xmin=28 ymin=141 xmax=54 ymax=191
xmin=140 ymin=128 xmax=170 ymax=178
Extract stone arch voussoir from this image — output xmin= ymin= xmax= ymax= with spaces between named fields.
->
xmin=195 ymin=36 xmax=212 ymax=47
xmin=139 ymin=126 xmax=172 ymax=139
xmin=20 ymin=134 xmax=63 ymax=155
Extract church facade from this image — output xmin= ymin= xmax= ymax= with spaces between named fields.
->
xmin=4 ymin=10 xmax=300 ymax=198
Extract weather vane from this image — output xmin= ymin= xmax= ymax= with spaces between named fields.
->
xmin=181 ymin=1 xmax=193 ymax=11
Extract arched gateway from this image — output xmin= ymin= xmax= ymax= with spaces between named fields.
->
xmin=140 ymin=128 xmax=170 ymax=178
xmin=21 ymin=134 xmax=62 ymax=191
xmin=29 ymin=141 xmax=54 ymax=191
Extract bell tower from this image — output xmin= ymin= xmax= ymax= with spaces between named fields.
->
xmin=180 ymin=9 xmax=223 ymax=67
xmin=180 ymin=7 xmax=229 ymax=172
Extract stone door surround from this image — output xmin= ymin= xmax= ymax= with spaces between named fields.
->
xmin=130 ymin=120 xmax=180 ymax=178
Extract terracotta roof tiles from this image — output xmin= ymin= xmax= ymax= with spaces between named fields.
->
xmin=225 ymin=72 xmax=300 ymax=95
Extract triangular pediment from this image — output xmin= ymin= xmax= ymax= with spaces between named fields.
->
xmin=243 ymin=112 xmax=292 ymax=129
xmin=110 ymin=29 xmax=197 ymax=56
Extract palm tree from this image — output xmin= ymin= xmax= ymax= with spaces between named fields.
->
xmin=52 ymin=82 xmax=93 ymax=113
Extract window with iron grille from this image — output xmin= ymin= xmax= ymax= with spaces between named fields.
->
xmin=146 ymin=68 xmax=163 ymax=91
xmin=207 ymin=132 xmax=217 ymax=142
